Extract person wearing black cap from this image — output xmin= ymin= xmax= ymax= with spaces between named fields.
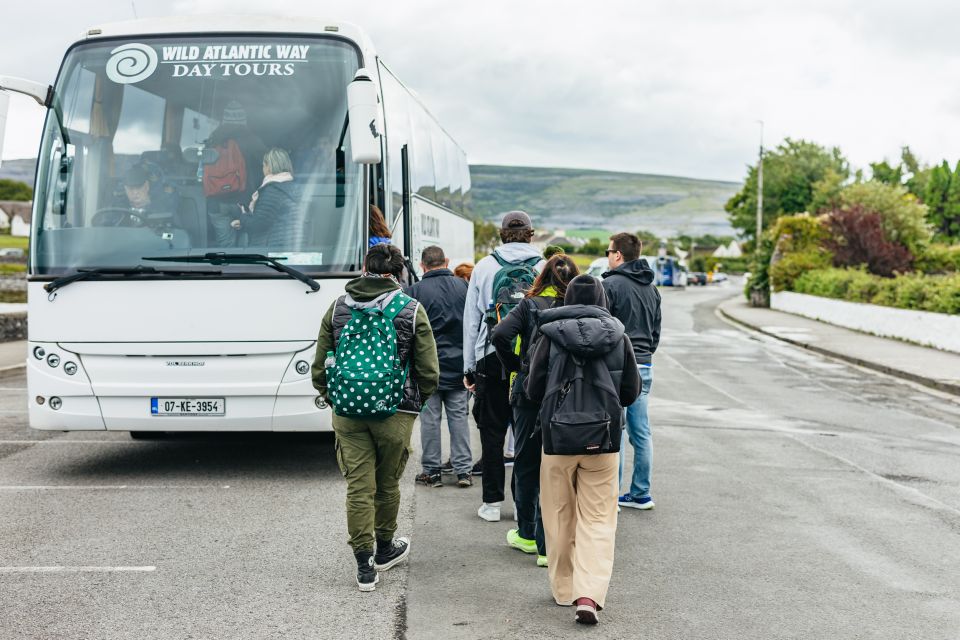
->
xmin=117 ymin=163 xmax=177 ymax=216
xmin=524 ymin=275 xmax=640 ymax=625
xmin=462 ymin=210 xmax=544 ymax=522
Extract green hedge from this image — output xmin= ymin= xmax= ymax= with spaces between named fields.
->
xmin=792 ymin=267 xmax=960 ymax=314
xmin=916 ymin=243 xmax=960 ymax=274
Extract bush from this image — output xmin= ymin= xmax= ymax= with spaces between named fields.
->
xmin=916 ymin=243 xmax=960 ymax=274
xmin=706 ymin=256 xmax=750 ymax=274
xmin=838 ymin=181 xmax=932 ymax=252
xmin=769 ymin=250 xmax=832 ymax=291
xmin=825 ymin=206 xmax=913 ymax=276
xmin=792 ymin=267 xmax=960 ymax=314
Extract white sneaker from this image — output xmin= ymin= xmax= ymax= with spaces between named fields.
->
xmin=477 ymin=502 xmax=502 ymax=522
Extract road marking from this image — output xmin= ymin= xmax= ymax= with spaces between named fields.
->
xmin=658 ymin=350 xmax=751 ymax=408
xmin=0 ymin=566 xmax=156 ymax=573
xmin=0 ymin=440 xmax=145 ymax=445
xmin=0 ymin=485 xmax=231 ymax=491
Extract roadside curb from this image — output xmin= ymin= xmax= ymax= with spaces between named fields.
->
xmin=717 ymin=299 xmax=960 ymax=397
xmin=0 ymin=363 xmax=25 ymax=377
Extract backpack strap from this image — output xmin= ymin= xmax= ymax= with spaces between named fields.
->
xmin=382 ymin=291 xmax=414 ymax=322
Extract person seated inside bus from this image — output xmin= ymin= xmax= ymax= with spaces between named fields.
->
xmin=369 ymin=204 xmax=392 ymax=247
xmin=205 ymin=100 xmax=267 ymax=247
xmin=115 ymin=163 xmax=179 ymax=217
xmin=230 ymin=148 xmax=299 ymax=247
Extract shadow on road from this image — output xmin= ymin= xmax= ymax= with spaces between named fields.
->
xmin=34 ymin=432 xmax=340 ymax=483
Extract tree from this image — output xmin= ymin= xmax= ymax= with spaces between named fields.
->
xmin=474 ymin=219 xmax=499 ymax=256
xmin=838 ymin=181 xmax=931 ymax=252
xmin=0 ymin=179 xmax=32 ymax=201
xmin=937 ymin=161 xmax=960 ymax=240
xmin=870 ymin=160 xmax=903 ymax=186
xmin=725 ymin=138 xmax=849 ymax=241
xmin=634 ymin=229 xmax=659 ymax=249
xmin=924 ymin=161 xmax=953 ymax=238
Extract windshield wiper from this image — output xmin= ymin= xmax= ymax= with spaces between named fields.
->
xmin=44 ymin=265 xmax=223 ymax=295
xmin=142 ymin=252 xmax=321 ymax=293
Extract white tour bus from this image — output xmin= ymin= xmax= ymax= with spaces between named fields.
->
xmin=0 ymin=16 xmax=474 ymax=435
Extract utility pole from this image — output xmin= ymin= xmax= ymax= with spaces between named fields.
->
xmin=756 ymin=120 xmax=764 ymax=249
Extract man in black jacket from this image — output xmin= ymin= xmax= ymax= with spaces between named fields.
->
xmin=405 ymin=246 xmax=474 ymax=488
xmin=601 ymin=232 xmax=662 ymax=510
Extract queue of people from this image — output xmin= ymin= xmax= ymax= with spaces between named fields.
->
xmin=312 ymin=210 xmax=663 ymax=627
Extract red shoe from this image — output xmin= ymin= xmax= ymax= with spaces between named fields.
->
xmin=575 ymin=597 xmax=599 ymax=625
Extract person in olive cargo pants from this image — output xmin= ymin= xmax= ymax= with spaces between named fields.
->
xmin=312 ymin=243 xmax=440 ymax=592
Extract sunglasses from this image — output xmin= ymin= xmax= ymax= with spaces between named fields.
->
xmin=605 ymin=249 xmax=620 ymax=256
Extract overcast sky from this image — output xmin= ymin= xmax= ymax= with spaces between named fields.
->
xmin=2 ymin=0 xmax=959 ymax=182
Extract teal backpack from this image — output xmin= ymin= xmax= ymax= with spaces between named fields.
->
xmin=327 ymin=292 xmax=414 ymax=418
xmin=484 ymin=252 xmax=541 ymax=328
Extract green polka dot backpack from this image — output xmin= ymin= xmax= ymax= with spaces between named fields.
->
xmin=327 ymin=292 xmax=413 ymax=419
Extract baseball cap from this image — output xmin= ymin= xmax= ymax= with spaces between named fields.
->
xmin=500 ymin=210 xmax=532 ymax=230
xmin=123 ymin=164 xmax=151 ymax=187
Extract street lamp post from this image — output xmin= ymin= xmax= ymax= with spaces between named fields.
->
xmin=756 ymin=120 xmax=764 ymax=249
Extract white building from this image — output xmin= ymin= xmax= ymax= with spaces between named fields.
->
xmin=0 ymin=201 xmax=32 ymax=237
xmin=712 ymin=241 xmax=743 ymax=259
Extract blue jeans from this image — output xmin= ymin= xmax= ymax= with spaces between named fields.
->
xmin=619 ymin=365 xmax=653 ymax=499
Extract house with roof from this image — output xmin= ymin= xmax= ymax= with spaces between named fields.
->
xmin=0 ymin=201 xmax=32 ymax=237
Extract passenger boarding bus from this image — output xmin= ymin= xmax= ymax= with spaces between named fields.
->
xmin=0 ymin=17 xmax=474 ymax=435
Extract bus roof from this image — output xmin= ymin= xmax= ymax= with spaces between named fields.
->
xmin=79 ymin=16 xmax=375 ymax=59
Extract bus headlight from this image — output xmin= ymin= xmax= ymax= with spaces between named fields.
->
xmin=49 ymin=397 xmax=62 ymax=410
xmin=63 ymin=362 xmax=78 ymax=376
xmin=33 ymin=347 xmax=46 ymax=360
xmin=315 ymin=396 xmax=328 ymax=409
xmin=47 ymin=354 xmax=61 ymax=368
xmin=295 ymin=360 xmax=310 ymax=375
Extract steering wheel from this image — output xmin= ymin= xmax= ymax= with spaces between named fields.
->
xmin=90 ymin=207 xmax=145 ymax=228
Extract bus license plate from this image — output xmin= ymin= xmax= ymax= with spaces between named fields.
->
xmin=151 ymin=398 xmax=225 ymax=416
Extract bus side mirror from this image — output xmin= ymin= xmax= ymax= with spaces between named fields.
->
xmin=346 ymin=69 xmax=382 ymax=165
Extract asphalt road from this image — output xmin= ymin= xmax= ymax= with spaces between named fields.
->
xmin=2 ymin=283 xmax=960 ymax=639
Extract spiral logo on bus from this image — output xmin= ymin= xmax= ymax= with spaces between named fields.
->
xmin=106 ymin=43 xmax=158 ymax=84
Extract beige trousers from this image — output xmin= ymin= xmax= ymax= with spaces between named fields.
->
xmin=540 ymin=451 xmax=619 ymax=608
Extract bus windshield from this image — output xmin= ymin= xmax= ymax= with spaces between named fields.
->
xmin=33 ymin=35 xmax=364 ymax=275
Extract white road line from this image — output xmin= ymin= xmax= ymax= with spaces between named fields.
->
xmin=0 ymin=566 xmax=156 ymax=573
xmin=0 ymin=440 xmax=144 ymax=445
xmin=0 ymin=485 xmax=231 ymax=491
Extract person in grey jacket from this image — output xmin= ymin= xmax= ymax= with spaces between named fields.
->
xmin=405 ymin=246 xmax=473 ymax=488
xmin=601 ymin=232 xmax=662 ymax=511
xmin=462 ymin=210 xmax=544 ymax=522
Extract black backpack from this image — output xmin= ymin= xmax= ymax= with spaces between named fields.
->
xmin=538 ymin=344 xmax=623 ymax=456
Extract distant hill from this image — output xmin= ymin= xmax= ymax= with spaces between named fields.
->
xmin=469 ymin=164 xmax=741 ymax=238
xmin=0 ymin=159 xmax=36 ymax=187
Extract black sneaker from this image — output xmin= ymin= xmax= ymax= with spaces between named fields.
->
xmin=355 ymin=550 xmax=378 ymax=592
xmin=374 ymin=537 xmax=411 ymax=571
xmin=415 ymin=472 xmax=442 ymax=487
xmin=440 ymin=460 xmax=454 ymax=475
xmin=471 ymin=460 xmax=483 ymax=476
xmin=457 ymin=473 xmax=473 ymax=488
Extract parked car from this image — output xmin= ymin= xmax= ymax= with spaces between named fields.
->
xmin=587 ymin=257 xmax=608 ymax=279
xmin=689 ymin=271 xmax=708 ymax=286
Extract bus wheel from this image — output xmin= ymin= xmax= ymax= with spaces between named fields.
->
xmin=130 ymin=431 xmax=164 ymax=440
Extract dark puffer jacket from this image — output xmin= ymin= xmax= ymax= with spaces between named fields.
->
xmin=525 ymin=276 xmax=640 ymax=410
xmin=243 ymin=180 xmax=300 ymax=247
xmin=312 ymin=276 xmax=439 ymax=414
xmin=601 ymin=259 xmax=662 ymax=365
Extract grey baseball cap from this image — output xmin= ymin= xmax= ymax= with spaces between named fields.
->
xmin=501 ymin=210 xmax=533 ymax=230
